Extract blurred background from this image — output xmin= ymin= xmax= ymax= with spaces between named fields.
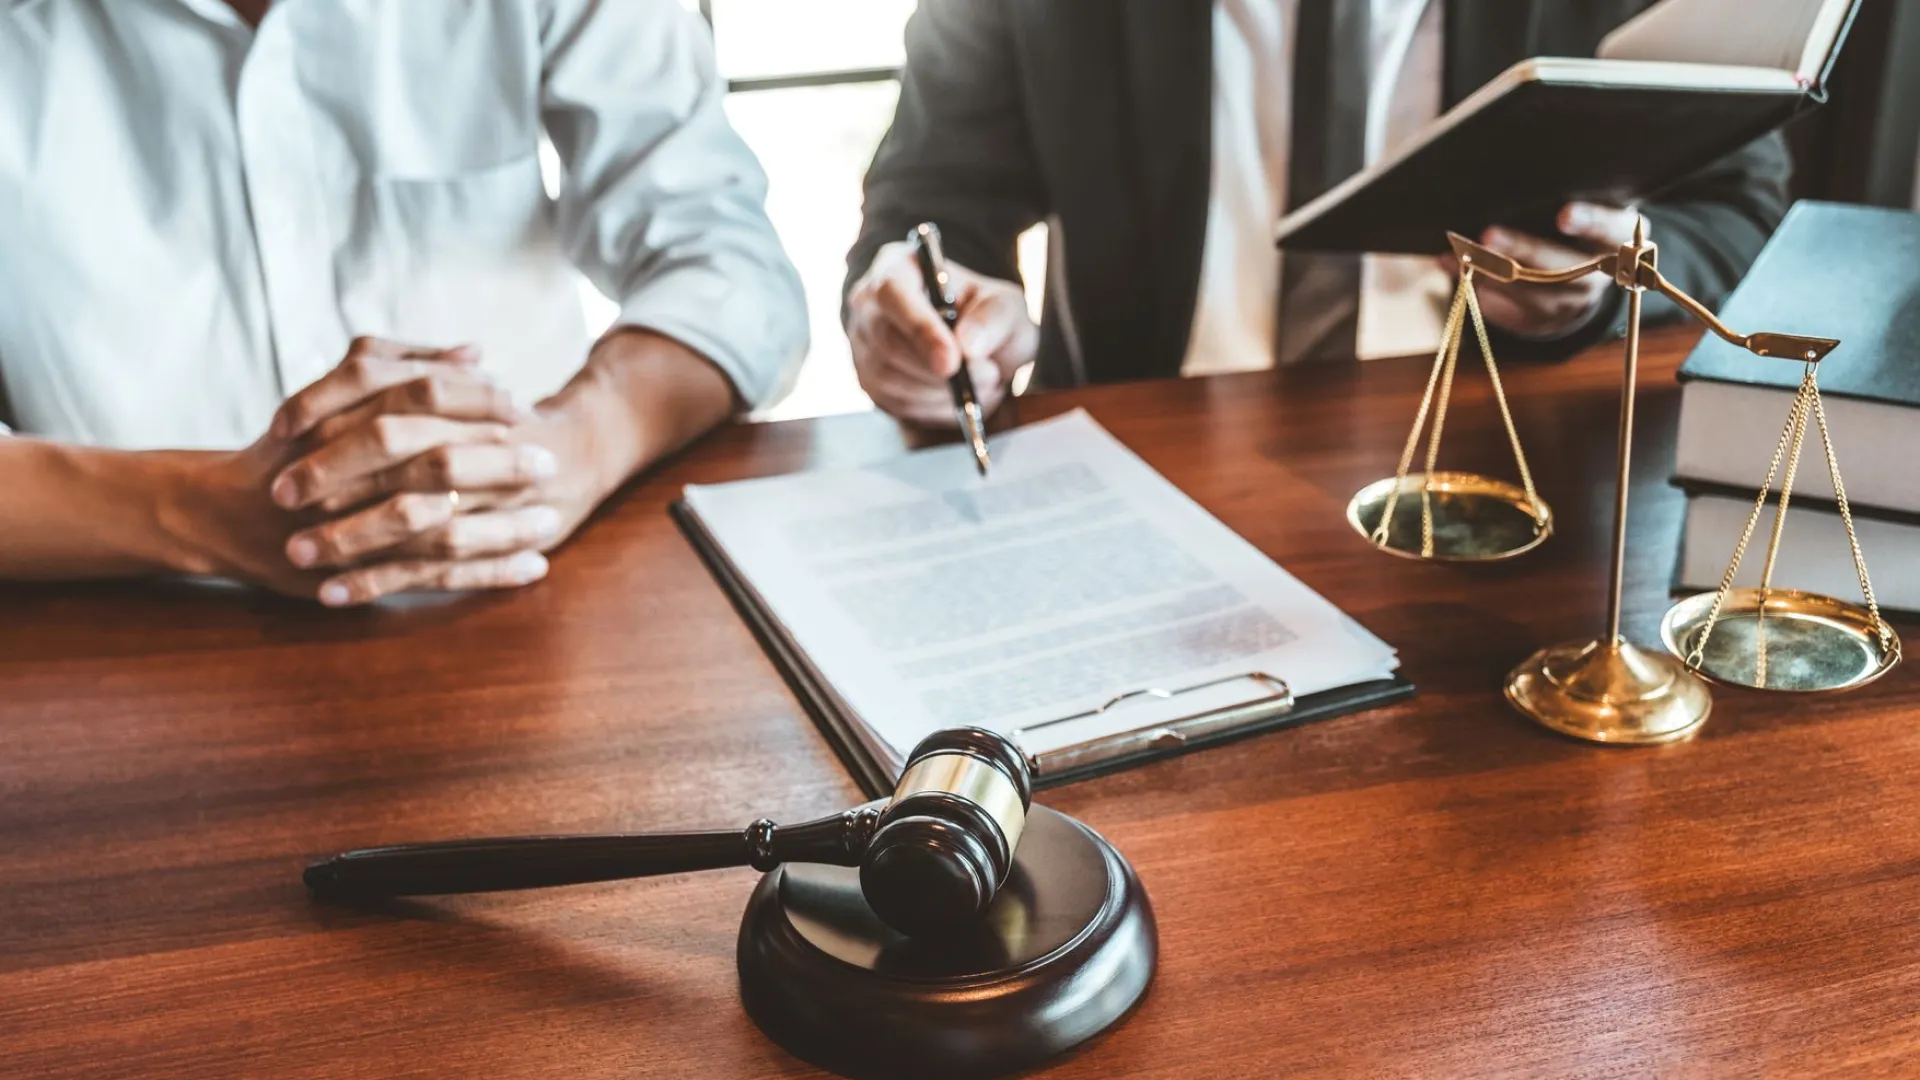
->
xmin=577 ymin=0 xmax=1920 ymax=423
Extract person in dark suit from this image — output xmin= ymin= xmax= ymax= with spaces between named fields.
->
xmin=843 ymin=0 xmax=1790 ymax=425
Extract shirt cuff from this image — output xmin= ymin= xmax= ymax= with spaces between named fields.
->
xmin=612 ymin=265 xmax=807 ymax=411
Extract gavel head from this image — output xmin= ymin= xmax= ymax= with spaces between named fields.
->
xmin=860 ymin=727 xmax=1034 ymax=939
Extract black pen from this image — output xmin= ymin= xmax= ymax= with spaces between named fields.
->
xmin=908 ymin=222 xmax=992 ymax=476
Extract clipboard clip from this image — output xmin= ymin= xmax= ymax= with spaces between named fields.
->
xmin=1010 ymin=672 xmax=1294 ymax=778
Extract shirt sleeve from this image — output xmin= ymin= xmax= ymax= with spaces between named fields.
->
xmin=537 ymin=0 xmax=808 ymax=410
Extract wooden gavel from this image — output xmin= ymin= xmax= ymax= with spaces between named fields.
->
xmin=304 ymin=727 xmax=1034 ymax=939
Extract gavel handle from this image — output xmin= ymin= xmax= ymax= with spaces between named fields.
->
xmin=303 ymin=806 xmax=882 ymax=897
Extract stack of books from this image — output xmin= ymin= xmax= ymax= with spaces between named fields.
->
xmin=1672 ymin=201 xmax=1920 ymax=613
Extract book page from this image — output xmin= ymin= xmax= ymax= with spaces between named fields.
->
xmin=682 ymin=411 xmax=1397 ymax=762
xmin=1598 ymin=0 xmax=1852 ymax=83
xmin=1680 ymin=493 xmax=1920 ymax=611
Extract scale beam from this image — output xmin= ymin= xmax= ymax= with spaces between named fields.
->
xmin=1445 ymin=231 xmax=1841 ymax=363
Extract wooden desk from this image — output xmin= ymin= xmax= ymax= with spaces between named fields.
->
xmin=4 ymin=330 xmax=1916 ymax=1078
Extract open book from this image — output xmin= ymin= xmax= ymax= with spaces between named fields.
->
xmin=1274 ymin=0 xmax=1859 ymax=254
xmin=674 ymin=411 xmax=1408 ymax=795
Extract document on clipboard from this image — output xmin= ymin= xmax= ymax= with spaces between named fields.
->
xmin=673 ymin=409 xmax=1411 ymax=796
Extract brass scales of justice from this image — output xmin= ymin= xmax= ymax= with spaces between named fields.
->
xmin=1346 ymin=218 xmax=1901 ymax=744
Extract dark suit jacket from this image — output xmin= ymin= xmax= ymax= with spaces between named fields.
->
xmin=847 ymin=0 xmax=1793 ymax=389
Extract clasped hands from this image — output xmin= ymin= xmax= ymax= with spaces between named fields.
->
xmin=270 ymin=338 xmax=588 ymax=606
xmin=181 ymin=337 xmax=599 ymax=607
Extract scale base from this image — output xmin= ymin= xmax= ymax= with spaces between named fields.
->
xmin=1506 ymin=637 xmax=1712 ymax=745
xmin=737 ymin=805 xmax=1156 ymax=1080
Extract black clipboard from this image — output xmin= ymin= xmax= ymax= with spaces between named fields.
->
xmin=673 ymin=500 xmax=1416 ymax=800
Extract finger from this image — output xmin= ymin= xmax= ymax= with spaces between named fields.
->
xmin=272 ymin=416 xmax=510 ymax=510
xmin=309 ymin=371 xmax=529 ymax=445
xmin=1558 ymin=202 xmax=1642 ymax=247
xmin=316 ymin=478 xmax=523 ymax=516
xmin=1469 ymin=285 xmax=1549 ymax=337
xmin=874 ymin=358 xmax=1006 ymax=430
xmin=1473 ymin=281 xmax=1596 ymax=338
xmin=873 ymin=373 xmax=959 ymax=428
xmin=855 ymin=323 xmax=977 ymax=426
xmin=315 ymin=484 xmax=383 ymax=516
xmin=287 ymin=491 xmax=461 ymax=569
xmin=866 ymin=320 xmax=953 ymax=386
xmin=317 ymin=550 xmax=550 ymax=607
xmin=862 ymin=240 xmax=916 ymax=280
xmin=860 ymin=356 xmax=961 ymax=428
xmin=951 ymin=289 xmax=1027 ymax=366
xmin=872 ymin=301 xmax=1011 ymax=410
xmin=400 ymin=506 xmax=565 ymax=561
xmin=1478 ymin=227 xmax=1590 ymax=272
xmin=966 ymin=357 xmax=1009 ymax=414
xmin=274 ymin=339 xmax=483 ymax=439
xmin=870 ymin=272 xmax=963 ymax=378
xmin=851 ymin=320 xmax=945 ymax=412
xmin=376 ymin=442 xmax=559 ymax=496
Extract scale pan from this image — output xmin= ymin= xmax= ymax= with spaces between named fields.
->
xmin=1347 ymin=472 xmax=1552 ymax=562
xmin=1662 ymin=588 xmax=1902 ymax=693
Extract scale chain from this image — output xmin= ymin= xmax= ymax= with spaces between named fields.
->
xmin=1752 ymin=367 xmax=1816 ymax=685
xmin=1418 ymin=293 xmax=1466 ymax=558
xmin=1463 ymin=280 xmax=1542 ymax=520
xmin=1370 ymin=269 xmax=1538 ymax=558
xmin=1687 ymin=375 xmax=1815 ymax=669
xmin=1756 ymin=364 xmax=1815 ymax=597
xmin=1809 ymin=385 xmax=1889 ymax=644
xmin=1372 ymin=273 xmax=1471 ymax=549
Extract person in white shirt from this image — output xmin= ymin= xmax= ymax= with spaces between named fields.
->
xmin=0 ymin=0 xmax=807 ymax=605
xmin=843 ymin=0 xmax=1790 ymax=425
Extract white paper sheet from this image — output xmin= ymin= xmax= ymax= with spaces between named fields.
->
xmin=683 ymin=410 xmax=1397 ymax=765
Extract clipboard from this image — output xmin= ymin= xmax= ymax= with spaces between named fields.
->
xmin=673 ymin=500 xmax=1416 ymax=799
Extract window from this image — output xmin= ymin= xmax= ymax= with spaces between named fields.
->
xmin=725 ymin=80 xmax=909 ymax=419
xmin=572 ymin=2 xmax=1045 ymax=420
xmin=708 ymin=0 xmax=912 ymax=87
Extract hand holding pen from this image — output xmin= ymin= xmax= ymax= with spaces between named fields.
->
xmin=842 ymin=224 xmax=1040 ymax=444
xmin=908 ymin=223 xmax=993 ymax=474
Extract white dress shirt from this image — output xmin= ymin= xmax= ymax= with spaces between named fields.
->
xmin=0 ymin=0 xmax=807 ymax=449
xmin=1182 ymin=0 xmax=1448 ymax=376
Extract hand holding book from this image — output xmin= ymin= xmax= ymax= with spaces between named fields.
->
xmin=1275 ymin=0 xmax=1858 ymax=255
xmin=1437 ymin=202 xmax=1644 ymax=339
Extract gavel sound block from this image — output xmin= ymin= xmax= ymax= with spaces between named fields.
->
xmin=743 ymin=803 xmax=1155 ymax=1078
xmin=305 ymin=729 xmax=1157 ymax=1079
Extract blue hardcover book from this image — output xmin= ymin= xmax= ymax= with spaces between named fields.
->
xmin=1674 ymin=200 xmax=1920 ymax=516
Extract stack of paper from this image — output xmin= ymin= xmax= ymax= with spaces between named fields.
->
xmin=680 ymin=410 xmax=1400 ymax=782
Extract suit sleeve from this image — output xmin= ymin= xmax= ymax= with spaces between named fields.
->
xmin=843 ymin=0 xmax=1049 ymax=313
xmin=1638 ymin=130 xmax=1793 ymax=319
xmin=1501 ymin=130 xmax=1793 ymax=360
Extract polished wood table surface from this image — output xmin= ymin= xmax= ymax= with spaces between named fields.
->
xmin=4 ymin=329 xmax=1916 ymax=1078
